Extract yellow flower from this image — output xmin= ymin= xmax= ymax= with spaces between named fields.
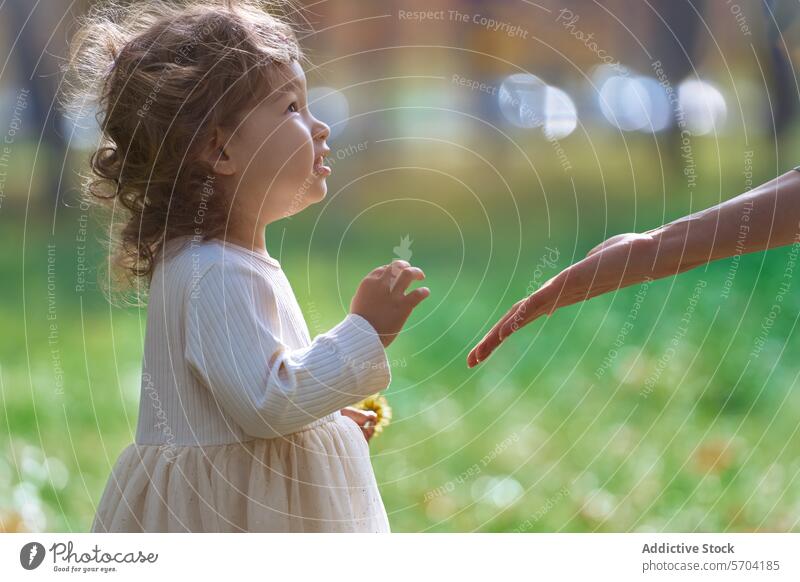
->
xmin=352 ymin=393 xmax=392 ymax=435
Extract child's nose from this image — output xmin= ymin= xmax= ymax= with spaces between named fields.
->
xmin=312 ymin=117 xmax=330 ymax=142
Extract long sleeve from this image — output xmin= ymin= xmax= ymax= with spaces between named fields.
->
xmin=183 ymin=261 xmax=391 ymax=439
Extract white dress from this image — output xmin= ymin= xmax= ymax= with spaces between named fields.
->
xmin=91 ymin=236 xmax=392 ymax=532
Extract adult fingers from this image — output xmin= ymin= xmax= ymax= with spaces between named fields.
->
xmin=466 ymin=300 xmax=524 ymax=368
xmin=498 ymin=276 xmax=563 ymax=339
xmin=498 ymin=296 xmax=540 ymax=340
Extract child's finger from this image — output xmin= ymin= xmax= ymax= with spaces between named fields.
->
xmin=342 ymin=407 xmax=375 ymax=425
xmin=381 ymin=260 xmax=410 ymax=281
xmin=362 ymin=412 xmax=377 ymax=426
xmin=392 ymin=267 xmax=425 ymax=294
xmin=369 ymin=265 xmax=388 ymax=278
xmin=341 ymin=407 xmax=377 ymax=442
xmin=358 ymin=411 xmax=377 ymax=442
xmin=403 ymin=286 xmax=430 ymax=308
xmin=363 ymin=424 xmax=376 ymax=442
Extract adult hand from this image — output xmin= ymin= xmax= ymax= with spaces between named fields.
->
xmin=467 ymin=170 xmax=800 ymax=368
xmin=467 ymin=233 xmax=656 ymax=368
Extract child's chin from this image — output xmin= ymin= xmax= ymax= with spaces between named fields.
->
xmin=310 ymin=185 xmax=327 ymax=202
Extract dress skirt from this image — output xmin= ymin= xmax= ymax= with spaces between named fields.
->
xmin=91 ymin=413 xmax=389 ymax=532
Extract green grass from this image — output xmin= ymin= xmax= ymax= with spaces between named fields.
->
xmin=2 ymin=134 xmax=800 ymax=532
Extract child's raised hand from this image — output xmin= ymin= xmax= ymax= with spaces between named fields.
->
xmin=350 ymin=260 xmax=430 ymax=348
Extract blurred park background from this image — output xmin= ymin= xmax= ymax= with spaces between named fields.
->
xmin=2 ymin=0 xmax=800 ymax=532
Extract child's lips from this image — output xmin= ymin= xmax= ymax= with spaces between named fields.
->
xmin=313 ymin=154 xmax=331 ymax=177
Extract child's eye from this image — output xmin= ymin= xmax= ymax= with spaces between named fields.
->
xmin=287 ymin=102 xmax=299 ymax=113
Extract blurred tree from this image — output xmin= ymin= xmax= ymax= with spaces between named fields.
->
xmin=649 ymin=0 xmax=706 ymax=87
xmin=764 ymin=0 xmax=797 ymax=140
xmin=5 ymin=0 xmax=69 ymax=211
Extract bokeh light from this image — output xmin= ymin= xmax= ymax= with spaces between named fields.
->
xmin=498 ymin=73 xmax=577 ymax=138
xmin=677 ymin=79 xmax=728 ymax=135
xmin=599 ymin=75 xmax=669 ymax=132
xmin=307 ymin=86 xmax=350 ymax=140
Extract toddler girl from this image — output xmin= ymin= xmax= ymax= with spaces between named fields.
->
xmin=64 ymin=0 xmax=429 ymax=532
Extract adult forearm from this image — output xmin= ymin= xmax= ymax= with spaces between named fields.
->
xmin=646 ymin=170 xmax=800 ymax=278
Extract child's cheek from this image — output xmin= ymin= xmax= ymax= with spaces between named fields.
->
xmin=260 ymin=126 xmax=316 ymax=200
xmin=295 ymin=137 xmax=317 ymax=182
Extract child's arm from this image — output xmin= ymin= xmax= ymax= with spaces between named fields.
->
xmin=184 ymin=261 xmax=425 ymax=438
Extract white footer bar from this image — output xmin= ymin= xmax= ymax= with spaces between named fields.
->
xmin=2 ymin=533 xmax=798 ymax=581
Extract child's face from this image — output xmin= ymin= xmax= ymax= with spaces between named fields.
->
xmin=224 ymin=60 xmax=331 ymax=224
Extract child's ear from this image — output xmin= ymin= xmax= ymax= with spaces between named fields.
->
xmin=202 ymin=126 xmax=236 ymax=176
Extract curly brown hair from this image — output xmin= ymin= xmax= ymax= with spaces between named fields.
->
xmin=60 ymin=0 xmax=305 ymax=306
